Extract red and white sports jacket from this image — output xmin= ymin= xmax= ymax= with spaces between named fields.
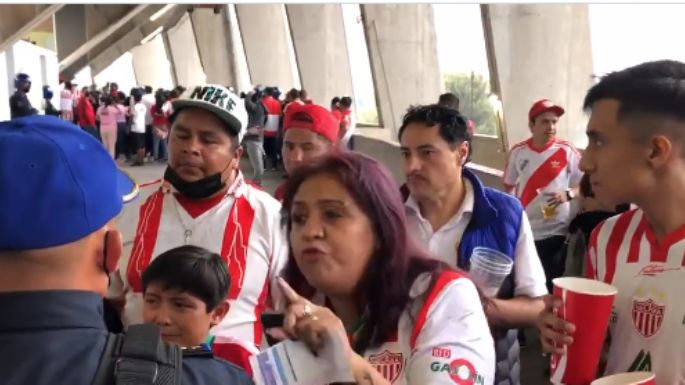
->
xmin=111 ymin=172 xmax=288 ymax=353
xmin=275 ymin=271 xmax=495 ymax=385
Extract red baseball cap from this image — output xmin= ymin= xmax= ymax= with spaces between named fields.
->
xmin=528 ymin=99 xmax=565 ymax=121
xmin=283 ymin=103 xmax=340 ymax=143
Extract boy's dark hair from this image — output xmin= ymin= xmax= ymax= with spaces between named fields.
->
xmin=438 ymin=92 xmax=460 ymax=110
xmin=142 ymin=245 xmax=230 ymax=312
xmin=398 ymin=104 xmax=473 ymax=162
xmin=584 ymin=60 xmax=685 ymax=140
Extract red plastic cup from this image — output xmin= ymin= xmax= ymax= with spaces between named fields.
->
xmin=550 ymin=277 xmax=618 ymax=385
xmin=591 ymin=372 xmax=655 ymax=385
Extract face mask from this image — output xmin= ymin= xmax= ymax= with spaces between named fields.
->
xmin=164 ymin=165 xmax=229 ymax=200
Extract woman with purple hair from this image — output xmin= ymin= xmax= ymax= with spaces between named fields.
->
xmin=274 ymin=151 xmax=495 ymax=385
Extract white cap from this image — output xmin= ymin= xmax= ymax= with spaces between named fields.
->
xmin=172 ymin=84 xmax=248 ymax=143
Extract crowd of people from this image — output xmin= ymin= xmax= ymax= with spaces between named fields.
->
xmin=2 ymin=58 xmax=685 ymax=385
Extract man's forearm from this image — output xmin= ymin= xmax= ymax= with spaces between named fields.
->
xmin=486 ymin=296 xmax=545 ymax=329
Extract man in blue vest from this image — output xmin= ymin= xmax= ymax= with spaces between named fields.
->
xmin=399 ymin=104 xmax=547 ymax=385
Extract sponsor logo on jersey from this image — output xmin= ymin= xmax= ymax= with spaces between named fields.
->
xmin=432 ymin=347 xmax=452 ymax=359
xmin=431 ymin=359 xmax=484 ymax=385
xmin=632 ymin=295 xmax=665 ymax=338
xmin=519 ymin=159 xmax=529 ymax=172
xmin=636 ymin=262 xmax=680 ymax=277
xmin=551 ymin=160 xmax=561 ymax=168
xmin=368 ymin=350 xmax=403 ymax=383
xmin=628 ymin=350 xmax=652 ymax=372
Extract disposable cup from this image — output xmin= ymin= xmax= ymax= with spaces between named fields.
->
xmin=550 ymin=277 xmax=618 ymax=385
xmin=468 ymin=247 xmax=514 ymax=297
xmin=591 ymin=372 xmax=655 ymax=385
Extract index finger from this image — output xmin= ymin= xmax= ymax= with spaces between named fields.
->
xmin=277 ymin=277 xmax=303 ymax=304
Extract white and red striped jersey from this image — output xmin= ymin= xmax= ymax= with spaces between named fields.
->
xmin=276 ymin=271 xmax=495 ymax=385
xmin=586 ymin=209 xmax=685 ymax=384
xmin=503 ymin=139 xmax=582 ymax=240
xmin=262 ymin=96 xmax=282 ymax=138
xmin=111 ymin=172 xmax=288 ymax=351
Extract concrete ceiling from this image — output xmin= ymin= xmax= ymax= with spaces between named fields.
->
xmin=0 ymin=4 xmax=64 ymax=52
xmin=87 ymin=5 xmax=189 ymax=76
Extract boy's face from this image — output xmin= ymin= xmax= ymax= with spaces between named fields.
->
xmin=143 ymin=283 xmax=229 ymax=347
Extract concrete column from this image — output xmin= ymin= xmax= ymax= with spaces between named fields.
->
xmin=55 ymin=5 xmax=88 ymax=74
xmin=235 ymin=4 xmax=296 ymax=89
xmin=166 ymin=13 xmax=206 ymax=88
xmin=130 ymin=34 xmax=174 ymax=89
xmin=190 ymin=7 xmax=238 ymax=87
xmin=361 ymin=4 xmax=442 ymax=134
xmin=286 ymin=4 xmax=353 ymax=106
xmin=484 ymin=4 xmax=594 ymax=148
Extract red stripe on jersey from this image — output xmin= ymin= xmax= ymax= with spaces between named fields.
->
xmin=127 ymin=189 xmax=165 ymax=293
xmin=212 ymin=342 xmax=253 ymax=375
xmin=603 ymin=210 xmax=637 ymax=283
xmin=643 ymin=219 xmax=685 ymax=263
xmin=409 ymin=270 xmax=465 ymax=350
xmin=627 ymin=215 xmax=648 ymax=263
xmin=253 ymin=273 xmax=270 ymax=347
xmin=585 ymin=224 xmax=602 ymax=280
xmin=519 ymin=147 xmax=568 ymax=208
xmin=221 ymin=195 xmax=255 ymax=300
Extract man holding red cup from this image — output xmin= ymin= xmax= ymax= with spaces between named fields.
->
xmin=538 ymin=60 xmax=685 ymax=384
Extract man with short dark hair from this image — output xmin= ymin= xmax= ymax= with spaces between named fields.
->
xmin=538 ymin=60 xmax=685 ymax=384
xmin=0 ymin=115 xmax=251 ymax=385
xmin=110 ymin=84 xmax=287 ymax=374
xmin=399 ymin=104 xmax=547 ymax=385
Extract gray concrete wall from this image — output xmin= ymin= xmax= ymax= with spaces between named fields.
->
xmin=190 ymin=7 xmax=238 ymax=87
xmin=235 ymin=4 xmax=296 ymax=89
xmin=361 ymin=4 xmax=443 ymax=135
xmin=286 ymin=4 xmax=353 ymax=106
xmin=130 ymin=34 xmax=174 ymax=89
xmin=55 ymin=5 xmax=87 ymax=71
xmin=166 ymin=13 xmax=206 ymax=88
xmin=485 ymin=4 xmax=594 ymax=148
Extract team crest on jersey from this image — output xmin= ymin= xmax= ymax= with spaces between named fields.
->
xmin=632 ymin=297 xmax=665 ymax=338
xmin=368 ymin=350 xmax=403 ymax=383
xmin=550 ymin=160 xmax=561 ymax=168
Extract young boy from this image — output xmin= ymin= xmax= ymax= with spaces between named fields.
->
xmin=142 ymin=245 xmax=253 ymax=382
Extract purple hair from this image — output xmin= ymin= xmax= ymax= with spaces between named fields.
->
xmin=281 ymin=151 xmax=452 ymax=352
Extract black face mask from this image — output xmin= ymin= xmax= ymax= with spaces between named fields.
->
xmin=164 ymin=166 xmax=227 ymax=200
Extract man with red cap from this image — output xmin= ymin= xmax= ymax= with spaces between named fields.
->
xmin=504 ymin=99 xmax=582 ymax=292
xmin=273 ymin=103 xmax=340 ymax=201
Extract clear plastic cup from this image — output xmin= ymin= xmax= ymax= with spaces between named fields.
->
xmin=468 ymin=247 xmax=514 ymax=297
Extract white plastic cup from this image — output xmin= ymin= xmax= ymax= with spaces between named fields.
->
xmin=591 ymin=372 xmax=655 ymax=385
xmin=468 ymin=247 xmax=514 ymax=297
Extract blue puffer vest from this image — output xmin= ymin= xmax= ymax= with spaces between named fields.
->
xmin=402 ymin=167 xmax=524 ymax=385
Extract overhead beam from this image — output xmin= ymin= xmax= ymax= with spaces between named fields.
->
xmin=58 ymin=4 xmax=148 ymax=70
xmin=0 ymin=5 xmax=64 ymax=52
xmin=88 ymin=7 xmax=186 ymax=76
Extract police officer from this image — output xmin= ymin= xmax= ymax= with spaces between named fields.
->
xmin=0 ymin=116 xmax=253 ymax=385
xmin=9 ymin=73 xmax=38 ymax=119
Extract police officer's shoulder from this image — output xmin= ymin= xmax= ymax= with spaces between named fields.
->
xmin=182 ymin=353 xmax=254 ymax=385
